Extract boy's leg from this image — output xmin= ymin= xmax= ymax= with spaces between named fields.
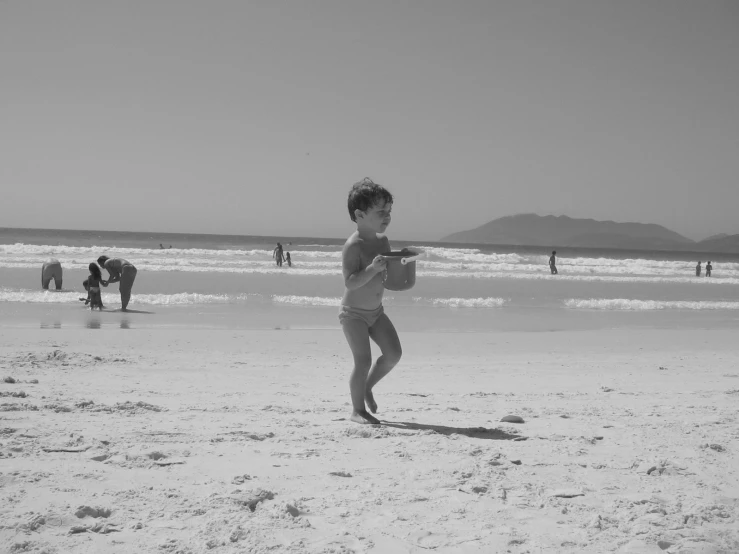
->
xmin=342 ymin=319 xmax=380 ymax=424
xmin=366 ymin=313 xmax=402 ymax=413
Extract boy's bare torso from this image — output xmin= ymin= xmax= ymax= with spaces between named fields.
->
xmin=342 ymin=232 xmax=389 ymax=310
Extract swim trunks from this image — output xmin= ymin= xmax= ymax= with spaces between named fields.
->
xmin=119 ymin=265 xmax=137 ymax=295
xmin=338 ymin=305 xmax=385 ymax=327
xmin=41 ymin=259 xmax=63 ymax=290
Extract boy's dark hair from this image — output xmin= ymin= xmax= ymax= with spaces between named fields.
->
xmin=347 ymin=178 xmax=393 ymax=222
xmin=97 ymin=255 xmax=109 ymax=266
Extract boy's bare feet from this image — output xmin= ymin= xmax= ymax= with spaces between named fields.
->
xmin=365 ymin=390 xmax=378 ymax=414
xmin=350 ymin=410 xmax=381 ymax=425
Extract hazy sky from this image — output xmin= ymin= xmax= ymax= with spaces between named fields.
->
xmin=2 ymin=1 xmax=738 ymax=241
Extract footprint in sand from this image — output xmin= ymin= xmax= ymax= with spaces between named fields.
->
xmin=410 ymin=530 xmax=448 ymax=548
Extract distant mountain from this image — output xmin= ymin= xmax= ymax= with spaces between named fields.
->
xmin=440 ymin=214 xmax=696 ymax=250
xmin=696 ymin=234 xmax=739 ymax=253
xmin=702 ymin=233 xmax=729 ymax=242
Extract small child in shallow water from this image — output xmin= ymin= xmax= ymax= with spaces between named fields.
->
xmin=86 ymin=263 xmax=107 ymax=310
xmin=80 ymin=279 xmax=90 ymax=305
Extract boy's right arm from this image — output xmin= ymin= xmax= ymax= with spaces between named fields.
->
xmin=342 ymin=242 xmax=386 ymax=291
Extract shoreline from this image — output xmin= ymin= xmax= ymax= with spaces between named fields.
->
xmin=2 ymin=301 xmax=739 ymax=334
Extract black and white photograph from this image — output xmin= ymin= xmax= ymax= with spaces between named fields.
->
xmin=1 ymin=2 xmax=738 ymax=552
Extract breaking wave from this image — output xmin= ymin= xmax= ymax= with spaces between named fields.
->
xmin=412 ymin=296 xmax=507 ymax=308
xmin=3 ymin=243 xmax=739 ymax=283
xmin=0 ymin=289 xmax=508 ymax=309
xmin=564 ymin=298 xmax=739 ymax=310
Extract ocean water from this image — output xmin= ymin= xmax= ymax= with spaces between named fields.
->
xmin=1 ymin=227 xmax=739 ymax=331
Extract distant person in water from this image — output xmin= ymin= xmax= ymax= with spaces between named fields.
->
xmin=273 ymin=242 xmax=285 ymax=267
xmin=86 ymin=263 xmax=107 ymax=310
xmin=41 ymin=258 xmax=63 ymax=290
xmin=696 ymin=261 xmax=702 ymax=277
xmin=706 ymin=261 xmax=712 ymax=277
xmin=97 ymin=256 xmax=137 ymax=311
xmin=159 ymin=243 xmax=164 ymax=249
xmin=285 ymin=252 xmax=292 ymax=267
xmin=549 ymin=251 xmax=558 ymax=274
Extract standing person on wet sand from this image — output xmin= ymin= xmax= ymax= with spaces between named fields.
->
xmin=97 ymin=256 xmax=137 ymax=311
xmin=549 ymin=251 xmax=558 ymax=274
xmin=696 ymin=261 xmax=702 ymax=277
xmin=41 ymin=258 xmax=63 ymax=290
xmin=706 ymin=261 xmax=713 ymax=277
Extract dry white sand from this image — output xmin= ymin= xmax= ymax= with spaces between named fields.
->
xmin=1 ymin=327 xmax=738 ymax=554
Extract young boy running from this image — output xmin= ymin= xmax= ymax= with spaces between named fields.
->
xmin=340 ymin=178 xmax=402 ymax=425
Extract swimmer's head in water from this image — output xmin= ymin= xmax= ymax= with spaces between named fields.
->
xmin=348 ymin=178 xmax=393 ymax=223
xmin=82 ymin=279 xmax=90 ymax=291
xmin=97 ymin=255 xmax=109 ymax=267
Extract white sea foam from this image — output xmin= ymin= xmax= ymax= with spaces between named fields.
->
xmin=564 ymin=298 xmax=739 ymax=310
xmin=3 ymin=243 xmax=739 ymax=284
xmin=6 ymin=288 xmax=739 ymax=311
xmin=0 ymin=290 xmax=88 ymax=304
xmin=0 ymin=243 xmax=342 ymax=259
xmin=0 ymin=289 xmax=260 ymax=306
xmin=272 ymin=295 xmax=343 ymax=307
xmin=0 ymin=288 xmax=510 ymax=310
xmin=270 ymin=295 xmax=507 ymax=309
xmin=412 ymin=296 xmax=507 ymax=308
xmin=4 ymin=256 xmax=739 ymax=284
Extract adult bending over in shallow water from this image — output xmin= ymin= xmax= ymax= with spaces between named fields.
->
xmin=41 ymin=258 xmax=63 ymax=290
xmin=97 ymin=256 xmax=137 ymax=311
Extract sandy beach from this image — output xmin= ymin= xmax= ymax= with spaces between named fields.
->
xmin=1 ymin=326 xmax=738 ymax=553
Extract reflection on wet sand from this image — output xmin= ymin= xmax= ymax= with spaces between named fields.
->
xmin=35 ymin=312 xmax=135 ymax=330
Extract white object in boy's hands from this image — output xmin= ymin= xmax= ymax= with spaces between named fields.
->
xmin=400 ymin=250 xmax=424 ymax=265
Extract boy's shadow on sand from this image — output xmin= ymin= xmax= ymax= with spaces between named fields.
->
xmin=381 ymin=421 xmax=523 ymax=441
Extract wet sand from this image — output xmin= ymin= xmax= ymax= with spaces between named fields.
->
xmin=1 ymin=327 xmax=738 ymax=553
